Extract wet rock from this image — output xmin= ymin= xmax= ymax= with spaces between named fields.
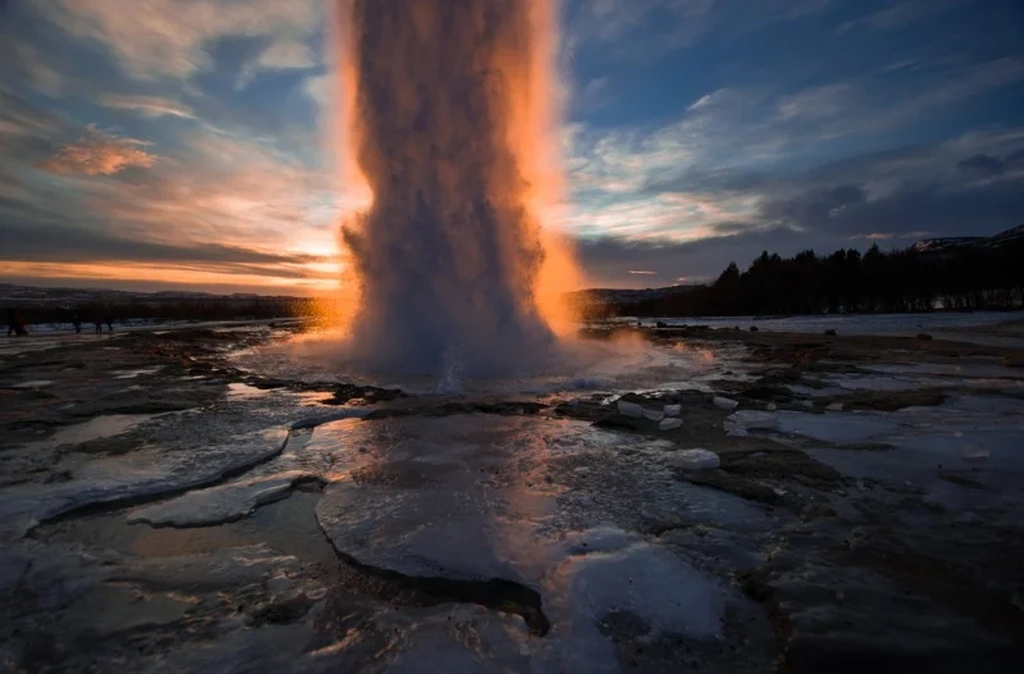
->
xmin=617 ymin=400 xmax=645 ymax=418
xmin=713 ymin=396 xmax=739 ymax=410
xmin=248 ymin=593 xmax=314 ymax=626
xmin=126 ymin=470 xmax=324 ymax=527
xmin=824 ymin=329 xmax=837 ymax=337
xmin=664 ymin=404 xmax=681 ymax=417
xmin=916 ymin=333 xmax=934 ymax=341
xmin=668 ymin=449 xmax=720 ymax=471
xmin=826 ymin=402 xmax=844 ymax=412
xmin=327 ymin=384 xmax=406 ymax=405
xmin=658 ymin=418 xmax=683 ymax=432
xmin=829 ymin=388 xmax=948 ymax=412
xmin=961 ymin=446 xmax=989 ymax=463
xmin=643 ymin=408 xmax=665 ymax=422
xmin=676 ymin=470 xmax=785 ymax=505
xmin=725 ymin=410 xmax=779 ymax=431
xmin=1002 ymin=352 xmax=1024 ymax=368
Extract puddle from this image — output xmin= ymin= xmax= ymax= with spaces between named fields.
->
xmin=37 ymin=491 xmax=337 ymax=567
xmin=44 ymin=414 xmax=157 ymax=447
xmin=227 ymin=382 xmax=272 ymax=400
xmin=114 ymin=366 xmax=165 ymax=380
xmin=8 ymin=380 xmax=55 ymax=389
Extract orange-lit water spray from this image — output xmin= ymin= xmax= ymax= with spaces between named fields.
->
xmin=328 ymin=0 xmax=583 ymax=376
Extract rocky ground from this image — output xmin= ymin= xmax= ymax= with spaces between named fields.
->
xmin=1 ymin=320 xmax=1023 ymax=673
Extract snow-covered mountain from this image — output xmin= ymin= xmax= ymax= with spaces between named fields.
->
xmin=913 ymin=224 xmax=1024 ymax=253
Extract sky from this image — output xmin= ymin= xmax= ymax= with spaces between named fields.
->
xmin=1 ymin=0 xmax=1023 ymax=294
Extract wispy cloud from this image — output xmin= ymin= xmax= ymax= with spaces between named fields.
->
xmin=838 ymin=0 xmax=972 ymax=34
xmin=32 ymin=0 xmax=321 ymax=81
xmin=568 ymin=0 xmax=839 ymax=60
xmin=98 ymin=94 xmax=196 ymax=119
xmin=38 ymin=125 xmax=157 ymax=176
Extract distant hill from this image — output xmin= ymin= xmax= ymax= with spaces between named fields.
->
xmin=0 ymin=283 xmax=301 ymax=306
xmin=569 ymin=285 xmax=702 ymax=304
xmin=913 ymin=224 xmax=1024 ymax=253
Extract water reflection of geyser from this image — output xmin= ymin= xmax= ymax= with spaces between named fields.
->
xmin=321 ymin=0 xmax=583 ymax=379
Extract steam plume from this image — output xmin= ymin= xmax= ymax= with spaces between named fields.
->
xmin=332 ymin=0 xmax=582 ymax=376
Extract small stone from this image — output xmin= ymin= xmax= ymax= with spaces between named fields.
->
xmin=617 ymin=400 xmax=644 ymax=418
xmin=267 ymin=575 xmax=293 ymax=597
xmin=766 ymin=403 xmax=777 ymax=411
xmin=642 ymin=408 xmax=665 ymax=422
xmin=962 ymin=446 xmax=989 ymax=462
xmin=726 ymin=410 xmax=779 ymax=430
xmin=799 ymin=400 xmax=814 ymax=409
xmin=713 ymin=396 xmax=739 ymax=410
xmin=659 ymin=417 xmax=683 ymax=431
xmin=669 ymin=448 xmax=719 ymax=470
xmin=664 ymin=404 xmax=681 ymax=417
xmin=826 ymin=402 xmax=844 ymax=412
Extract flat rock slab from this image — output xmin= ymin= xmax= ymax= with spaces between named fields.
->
xmin=0 ymin=427 xmax=288 ymax=540
xmin=127 ymin=470 xmax=321 ymax=527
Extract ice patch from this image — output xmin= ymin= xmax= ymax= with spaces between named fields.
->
xmin=0 ymin=427 xmax=288 ymax=540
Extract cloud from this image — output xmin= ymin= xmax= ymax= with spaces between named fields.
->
xmin=0 ymin=219 xmax=322 ymax=267
xmin=568 ymin=0 xmax=839 ymax=60
xmin=957 ymin=153 xmax=1006 ymax=178
xmin=563 ymin=123 xmax=1024 ymax=287
xmin=563 ymin=52 xmax=1024 ymax=249
xmin=98 ymin=94 xmax=196 ymax=119
xmin=38 ymin=125 xmax=157 ymax=176
xmin=32 ymin=0 xmax=321 ymax=81
xmin=838 ymin=0 xmax=972 ymax=33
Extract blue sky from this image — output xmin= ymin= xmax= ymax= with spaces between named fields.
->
xmin=1 ymin=0 xmax=1023 ymax=292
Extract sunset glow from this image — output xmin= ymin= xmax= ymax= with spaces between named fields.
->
xmin=1 ymin=1 xmax=1021 ymax=293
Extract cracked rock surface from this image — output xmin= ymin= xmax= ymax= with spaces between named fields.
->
xmin=2 ymin=320 xmax=1023 ymax=672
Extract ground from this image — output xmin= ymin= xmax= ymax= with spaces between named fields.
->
xmin=1 ymin=318 xmax=1023 ymax=672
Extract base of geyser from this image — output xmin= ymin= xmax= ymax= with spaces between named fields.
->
xmin=279 ymin=329 xmax=645 ymax=387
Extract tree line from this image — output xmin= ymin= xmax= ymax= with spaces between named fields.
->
xmin=613 ymin=240 xmax=1024 ymax=318
xmin=7 ymin=297 xmax=310 ymax=328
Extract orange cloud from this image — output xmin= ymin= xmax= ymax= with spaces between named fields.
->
xmin=39 ymin=125 xmax=157 ymax=176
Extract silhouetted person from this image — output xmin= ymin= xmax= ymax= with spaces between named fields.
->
xmin=94 ymin=318 xmax=103 ymax=333
xmin=7 ymin=308 xmax=27 ymax=336
xmin=104 ymin=314 xmax=114 ymax=332
xmin=72 ymin=314 xmax=82 ymax=334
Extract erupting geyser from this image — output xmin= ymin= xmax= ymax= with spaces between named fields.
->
xmin=330 ymin=0 xmax=583 ymax=377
